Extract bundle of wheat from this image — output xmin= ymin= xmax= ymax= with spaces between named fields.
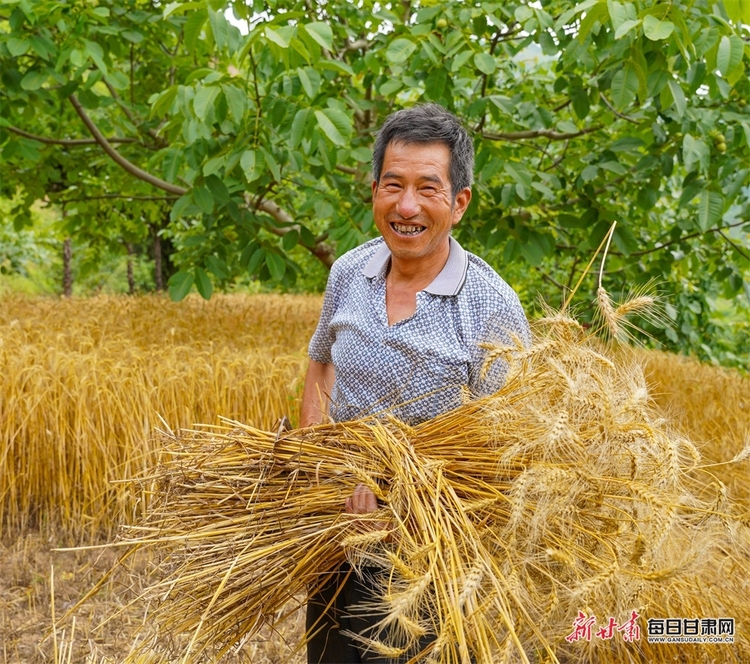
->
xmin=122 ymin=305 xmax=750 ymax=663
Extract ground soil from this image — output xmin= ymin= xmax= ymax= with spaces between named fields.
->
xmin=0 ymin=532 xmax=306 ymax=663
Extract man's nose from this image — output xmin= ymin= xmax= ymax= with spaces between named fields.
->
xmin=395 ymin=187 xmax=421 ymax=218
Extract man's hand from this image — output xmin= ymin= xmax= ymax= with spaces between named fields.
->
xmin=345 ymin=483 xmax=379 ymax=514
xmin=344 ymin=484 xmax=392 ymax=539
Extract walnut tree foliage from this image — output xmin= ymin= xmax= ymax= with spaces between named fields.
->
xmin=1 ymin=0 xmax=749 ymax=365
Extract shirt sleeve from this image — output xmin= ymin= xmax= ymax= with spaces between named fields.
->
xmin=307 ymin=262 xmax=341 ymax=364
xmin=469 ymin=295 xmax=531 ymax=396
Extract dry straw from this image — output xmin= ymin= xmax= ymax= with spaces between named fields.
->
xmin=119 ymin=296 xmax=750 ymax=663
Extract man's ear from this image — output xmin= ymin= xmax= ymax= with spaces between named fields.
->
xmin=371 ymin=179 xmax=378 ymax=199
xmin=451 ymin=187 xmax=472 ymax=225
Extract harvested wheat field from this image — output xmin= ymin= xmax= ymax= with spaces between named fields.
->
xmin=0 ymin=293 xmax=748 ymax=663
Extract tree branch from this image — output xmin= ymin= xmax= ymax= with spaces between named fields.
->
xmin=342 ymin=38 xmax=369 ymax=52
xmin=68 ymin=94 xmax=336 ymax=269
xmin=69 ymin=93 xmax=187 ymax=195
xmin=8 ymin=125 xmax=137 ymax=146
xmin=54 ymin=194 xmax=178 ymax=204
xmin=599 ymin=92 xmax=640 ymax=125
xmin=104 ymin=79 xmax=167 ymax=147
xmin=628 ymin=220 xmax=750 ymax=257
xmin=336 ymin=164 xmax=359 ymax=175
xmin=718 ymin=230 xmax=750 ymax=262
xmin=483 ymin=125 xmax=602 ymax=141
xmin=536 ymin=266 xmax=567 ymax=292
xmin=256 ymin=199 xmax=336 ymax=268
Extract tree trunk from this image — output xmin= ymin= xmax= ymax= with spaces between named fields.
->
xmin=126 ymin=242 xmax=135 ymax=295
xmin=62 ymin=238 xmax=73 ymax=297
xmin=152 ymin=226 xmax=163 ymax=291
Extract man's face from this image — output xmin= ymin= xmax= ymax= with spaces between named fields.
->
xmin=371 ymin=141 xmax=471 ymax=266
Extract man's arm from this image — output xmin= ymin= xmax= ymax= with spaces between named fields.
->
xmin=300 ymin=361 xmax=379 ymax=519
xmin=299 ymin=359 xmax=335 ymax=427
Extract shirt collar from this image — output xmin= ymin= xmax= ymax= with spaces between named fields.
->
xmin=362 ymin=236 xmax=469 ymax=296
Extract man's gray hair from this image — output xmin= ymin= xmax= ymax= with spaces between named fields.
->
xmin=372 ymin=103 xmax=474 ymax=197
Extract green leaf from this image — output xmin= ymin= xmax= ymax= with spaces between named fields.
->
xmin=297 ymin=66 xmax=321 ymax=98
xmin=222 ymin=84 xmax=246 ymax=122
xmin=717 ymin=35 xmax=744 ymax=77
xmin=122 ymin=30 xmax=144 ymax=43
xmin=30 ymin=34 xmax=57 ymax=60
xmin=581 ymin=164 xmax=598 ymax=181
xmin=610 ymin=63 xmax=639 ymax=109
xmin=192 ymin=185 xmax=214 ymax=214
xmin=168 ymin=270 xmax=194 ymax=301
xmin=607 ymin=0 xmax=636 ymax=32
xmin=7 ymin=38 xmax=30 ymax=56
xmin=152 ymin=86 xmax=178 ymax=117
xmin=184 ymin=9 xmax=207 ymax=53
xmin=315 ymin=108 xmax=351 ymax=146
xmin=262 ymin=148 xmax=281 ymax=182
xmin=163 ymin=148 xmax=183 ymax=182
xmin=474 ymin=52 xmax=496 ymax=75
xmin=614 ymin=19 xmax=640 ymax=39
xmin=290 ymin=108 xmax=310 ymax=148
xmin=578 ymin=1 xmax=608 ymax=42
xmin=723 ymin=0 xmax=750 ymax=25
xmin=266 ymin=252 xmax=286 ymax=280
xmin=682 ymin=134 xmax=709 ymax=173
xmin=205 ymin=255 xmax=229 ymax=279
xmin=642 ymin=14 xmax=674 ymax=40
xmin=185 ymin=68 xmax=214 ymax=84
xmin=20 ymin=70 xmax=47 ymax=91
xmin=282 ymin=229 xmax=299 ymax=252
xmin=317 ymin=60 xmax=355 ymax=76
xmin=351 ymin=147 xmax=372 ymax=162
xmin=667 ymin=79 xmax=685 ymax=118
xmin=379 ymin=78 xmax=403 ymax=96
xmin=170 ymin=194 xmax=194 ymax=221
xmin=265 ymin=26 xmax=289 ymax=48
xmin=203 ymin=155 xmax=227 ymax=176
xmin=182 ymin=234 xmax=207 ymax=247
xmin=386 ymin=38 xmax=417 ymax=65
xmin=303 ymin=22 xmax=333 ymax=51
xmin=164 ymin=1 xmax=202 ymax=17
xmin=107 ymin=71 xmax=129 ymax=90
xmin=241 ymin=149 xmax=265 ymax=182
xmin=193 ymin=86 xmax=220 ymax=120
xmin=697 ymin=190 xmax=724 ymax=231
xmin=83 ymin=39 xmax=107 ymax=75
xmin=207 ymin=6 xmax=229 ymax=50
xmin=194 ymin=267 xmax=213 ymax=299
xmin=247 ymin=248 xmax=265 ymax=274
xmin=205 ymin=174 xmax=230 ymax=204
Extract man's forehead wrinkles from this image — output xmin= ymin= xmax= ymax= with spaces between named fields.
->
xmin=381 ymin=171 xmax=446 ymax=185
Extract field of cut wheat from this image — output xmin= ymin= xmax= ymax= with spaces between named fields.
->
xmin=0 ymin=293 xmax=748 ymax=663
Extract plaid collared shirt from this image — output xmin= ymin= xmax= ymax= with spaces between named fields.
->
xmin=308 ymin=236 xmax=530 ymax=424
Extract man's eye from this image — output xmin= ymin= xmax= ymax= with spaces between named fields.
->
xmin=383 ymin=183 xmax=401 ymax=191
xmin=421 ymin=186 xmax=437 ymax=194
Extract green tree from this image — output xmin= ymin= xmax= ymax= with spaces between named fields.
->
xmin=1 ymin=0 xmax=749 ymax=362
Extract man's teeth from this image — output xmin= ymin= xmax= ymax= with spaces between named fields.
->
xmin=392 ymin=223 xmax=425 ymax=235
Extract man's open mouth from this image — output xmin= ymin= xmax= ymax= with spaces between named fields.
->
xmin=390 ymin=222 xmax=426 ymax=236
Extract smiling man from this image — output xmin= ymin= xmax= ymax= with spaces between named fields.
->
xmin=300 ymin=103 xmax=530 ymax=663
